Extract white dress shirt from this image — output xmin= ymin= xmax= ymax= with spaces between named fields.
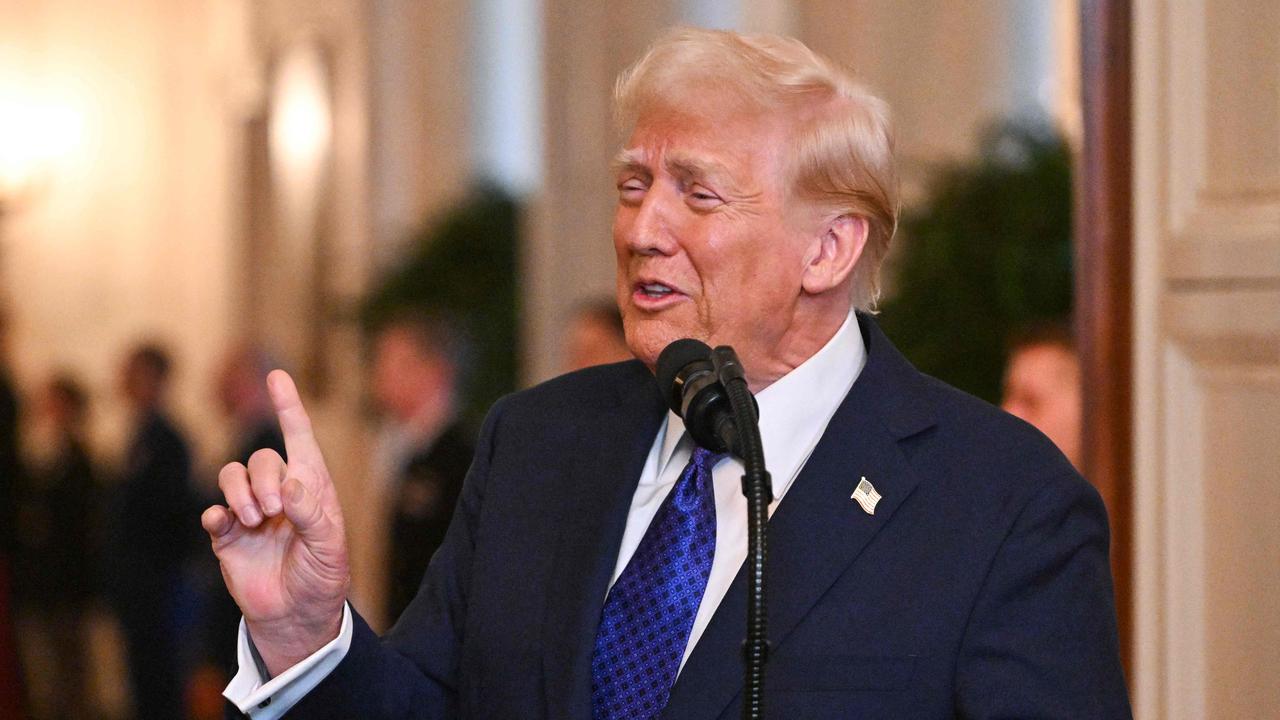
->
xmin=225 ymin=312 xmax=865 ymax=718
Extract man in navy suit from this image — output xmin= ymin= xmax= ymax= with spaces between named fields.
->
xmin=205 ymin=27 xmax=1130 ymax=719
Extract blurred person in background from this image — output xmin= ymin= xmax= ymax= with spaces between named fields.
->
xmin=369 ymin=311 xmax=474 ymax=627
xmin=214 ymin=343 xmax=288 ymax=469
xmin=13 ymin=375 xmax=100 ymax=720
xmin=563 ymin=298 xmax=632 ymax=372
xmin=1001 ymin=321 xmax=1082 ymax=470
xmin=0 ymin=309 xmax=21 ymax=551
xmin=107 ymin=342 xmax=195 ymax=720
xmin=187 ymin=343 xmax=287 ymax=719
xmin=0 ymin=309 xmax=26 ymax=719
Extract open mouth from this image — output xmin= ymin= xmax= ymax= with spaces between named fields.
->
xmin=637 ymin=282 xmax=676 ymax=299
xmin=631 ymin=280 xmax=685 ymax=308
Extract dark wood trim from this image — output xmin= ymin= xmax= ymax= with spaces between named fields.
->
xmin=1076 ymin=0 xmax=1134 ymax=679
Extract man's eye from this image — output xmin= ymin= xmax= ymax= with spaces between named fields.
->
xmin=618 ymin=181 xmax=647 ymax=199
xmin=688 ymin=187 xmax=722 ymax=206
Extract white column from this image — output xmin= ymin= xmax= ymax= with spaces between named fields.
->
xmin=472 ymin=0 xmax=543 ymax=196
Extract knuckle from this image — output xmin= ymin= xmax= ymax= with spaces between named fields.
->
xmin=293 ymin=487 xmax=325 ymax=528
xmin=308 ymin=506 xmax=331 ymax=535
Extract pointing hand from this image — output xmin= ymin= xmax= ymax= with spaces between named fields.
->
xmin=201 ymin=370 xmax=348 ymax=676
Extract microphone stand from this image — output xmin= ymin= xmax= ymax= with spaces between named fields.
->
xmin=710 ymin=347 xmax=772 ymax=720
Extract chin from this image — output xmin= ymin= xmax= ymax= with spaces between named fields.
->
xmin=623 ymin=322 xmax=684 ymax=370
xmin=621 ymin=301 xmax=712 ymax=367
xmin=624 ymin=335 xmax=664 ymax=370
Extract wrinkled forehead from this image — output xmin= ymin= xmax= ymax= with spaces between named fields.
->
xmin=618 ymin=101 xmax=794 ymax=186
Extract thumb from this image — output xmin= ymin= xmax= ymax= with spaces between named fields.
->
xmin=282 ymin=477 xmax=337 ymax=545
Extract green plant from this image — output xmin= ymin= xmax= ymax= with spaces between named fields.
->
xmin=878 ymin=122 xmax=1073 ymax=404
xmin=363 ymin=186 xmax=520 ymax=432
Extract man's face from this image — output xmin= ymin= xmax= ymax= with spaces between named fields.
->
xmin=612 ymin=105 xmax=819 ymax=376
xmin=371 ymin=327 xmax=441 ymax=423
xmin=565 ymin=314 xmax=631 ymax=372
xmin=213 ymin=356 xmax=249 ymax=417
xmin=120 ymin=357 xmax=158 ymax=409
xmin=1001 ymin=343 xmax=1082 ymax=468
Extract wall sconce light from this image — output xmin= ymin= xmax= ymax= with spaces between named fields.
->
xmin=263 ymin=37 xmax=335 ymax=395
xmin=0 ymin=82 xmax=85 ymax=312
xmin=0 ymin=87 xmax=84 ymax=212
xmin=269 ymin=39 xmax=332 ymax=225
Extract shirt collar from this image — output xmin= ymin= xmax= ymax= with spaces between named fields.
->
xmin=655 ymin=311 xmax=866 ymax=481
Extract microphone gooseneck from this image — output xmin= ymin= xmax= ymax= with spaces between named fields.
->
xmin=655 ymin=338 xmax=772 ymax=720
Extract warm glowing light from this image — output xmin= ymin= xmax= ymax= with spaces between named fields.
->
xmin=0 ymin=88 xmax=85 ymax=200
xmin=269 ymin=40 xmax=332 ymax=204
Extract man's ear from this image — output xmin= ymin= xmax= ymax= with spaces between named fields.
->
xmin=801 ymin=214 xmax=869 ymax=295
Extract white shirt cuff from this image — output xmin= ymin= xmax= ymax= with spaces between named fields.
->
xmin=223 ymin=603 xmax=354 ymax=719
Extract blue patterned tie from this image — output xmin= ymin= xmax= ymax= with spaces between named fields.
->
xmin=591 ymin=445 xmax=725 ymax=720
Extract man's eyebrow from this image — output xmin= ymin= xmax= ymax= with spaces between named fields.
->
xmin=665 ymin=152 xmax=736 ymax=187
xmin=610 ymin=148 xmax=738 ymax=189
xmin=611 ymin=148 xmax=649 ymax=176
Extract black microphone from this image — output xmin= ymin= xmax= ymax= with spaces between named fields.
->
xmin=658 ymin=338 xmax=773 ymax=718
xmin=656 ymin=339 xmax=734 ymax=453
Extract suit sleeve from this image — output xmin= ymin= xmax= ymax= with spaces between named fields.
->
xmin=276 ymin=398 xmax=506 ymax=719
xmin=954 ymin=472 xmax=1132 ymax=719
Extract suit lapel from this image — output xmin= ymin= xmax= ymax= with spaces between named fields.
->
xmin=663 ymin=316 xmax=937 ymax=719
xmin=542 ymin=370 xmax=668 ymax=720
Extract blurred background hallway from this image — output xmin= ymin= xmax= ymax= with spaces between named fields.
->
xmin=0 ymin=1 xmax=1275 ymax=718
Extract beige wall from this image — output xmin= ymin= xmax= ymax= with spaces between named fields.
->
xmin=1132 ymin=1 xmax=1280 ymax=718
xmin=0 ymin=0 xmax=242 ymax=466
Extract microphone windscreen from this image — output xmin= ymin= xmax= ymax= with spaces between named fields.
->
xmin=656 ymin=338 xmax=712 ymax=414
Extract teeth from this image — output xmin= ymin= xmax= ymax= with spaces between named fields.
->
xmin=641 ymin=283 xmax=672 ymax=295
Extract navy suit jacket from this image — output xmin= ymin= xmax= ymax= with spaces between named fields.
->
xmin=281 ymin=316 xmax=1131 ymax=719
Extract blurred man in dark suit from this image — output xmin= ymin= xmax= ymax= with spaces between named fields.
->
xmin=369 ymin=313 xmax=474 ymax=626
xmin=14 ymin=375 xmax=99 ymax=719
xmin=0 ymin=309 xmax=25 ymax=720
xmin=108 ymin=342 xmax=194 ymax=720
xmin=0 ymin=309 xmax=20 ymax=579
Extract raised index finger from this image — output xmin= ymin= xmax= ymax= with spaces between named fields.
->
xmin=267 ymin=369 xmax=325 ymax=468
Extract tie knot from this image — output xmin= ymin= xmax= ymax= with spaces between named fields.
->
xmin=690 ymin=446 xmax=727 ymax=471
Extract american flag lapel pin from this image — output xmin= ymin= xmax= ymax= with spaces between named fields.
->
xmin=851 ymin=476 xmax=881 ymax=515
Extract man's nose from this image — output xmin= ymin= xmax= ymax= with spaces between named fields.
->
xmin=623 ymin=189 xmax=679 ymax=256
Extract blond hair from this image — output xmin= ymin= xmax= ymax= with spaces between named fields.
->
xmin=614 ymin=27 xmax=899 ymax=310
